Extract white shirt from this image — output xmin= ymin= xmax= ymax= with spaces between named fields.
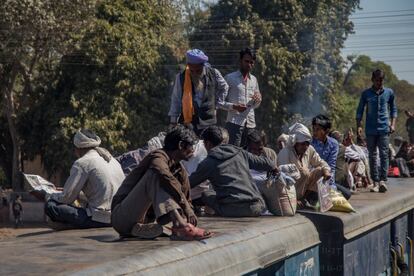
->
xmin=224 ymin=71 xmax=261 ymax=128
xmin=51 ymin=149 xmax=125 ymax=223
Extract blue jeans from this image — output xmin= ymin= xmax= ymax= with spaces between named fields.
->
xmin=45 ymin=200 xmax=110 ymax=229
xmin=366 ymin=134 xmax=390 ymax=182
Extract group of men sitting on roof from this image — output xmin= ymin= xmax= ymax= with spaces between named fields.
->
xmin=39 ymin=48 xmax=402 ymax=241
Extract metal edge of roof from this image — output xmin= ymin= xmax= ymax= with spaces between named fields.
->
xmin=71 ymin=215 xmax=320 ymax=276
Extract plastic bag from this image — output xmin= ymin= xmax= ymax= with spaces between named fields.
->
xmin=317 ymin=178 xmax=333 ymax=212
xmin=259 ymin=172 xmax=297 ymax=216
xmin=329 ymin=190 xmax=355 ymax=212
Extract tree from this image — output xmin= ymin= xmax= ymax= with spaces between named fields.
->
xmin=339 ymin=55 xmax=414 ymax=138
xmin=23 ymin=0 xmax=185 ymax=179
xmin=0 ymin=0 xmax=95 ymax=190
xmin=190 ymin=0 xmax=359 ymax=141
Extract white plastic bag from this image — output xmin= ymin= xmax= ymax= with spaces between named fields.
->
xmin=317 ymin=178 xmax=333 ymax=213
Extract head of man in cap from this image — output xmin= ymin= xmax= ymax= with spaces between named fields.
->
xmin=73 ymin=129 xmax=111 ymax=161
xmin=289 ymin=123 xmax=313 ymax=156
xmin=186 ymin=49 xmax=209 ymax=78
xmin=43 ymin=128 xmax=125 ymax=230
xmin=276 ymin=133 xmax=289 ymax=152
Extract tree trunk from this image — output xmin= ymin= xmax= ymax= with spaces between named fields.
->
xmin=2 ymin=66 xmax=23 ymax=191
xmin=7 ymin=113 xmax=23 ymax=191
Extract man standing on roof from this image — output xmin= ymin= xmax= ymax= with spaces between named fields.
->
xmin=224 ymin=48 xmax=262 ymax=147
xmin=168 ymin=49 xmax=230 ymax=135
xmin=356 ymin=69 xmax=397 ymax=193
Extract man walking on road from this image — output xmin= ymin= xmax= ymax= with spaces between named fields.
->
xmin=356 ymin=69 xmax=397 ymax=193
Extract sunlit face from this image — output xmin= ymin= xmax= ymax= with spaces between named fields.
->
xmin=294 ymin=141 xmax=310 ymax=155
xmin=312 ymin=124 xmax=328 ymax=141
xmin=248 ymin=142 xmax=264 ymax=156
xmin=240 ymin=54 xmax=254 ymax=73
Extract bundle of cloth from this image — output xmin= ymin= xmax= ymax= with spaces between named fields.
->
xmin=116 ymin=132 xmax=166 ymax=175
xmin=344 ymin=144 xmax=371 ymax=190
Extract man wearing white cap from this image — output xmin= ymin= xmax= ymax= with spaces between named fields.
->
xmin=277 ymin=123 xmax=331 ymax=207
xmin=45 ymin=129 xmax=125 ymax=229
xmin=168 ymin=49 xmax=230 ymax=135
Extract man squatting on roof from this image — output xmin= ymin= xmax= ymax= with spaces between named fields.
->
xmin=111 ymin=125 xmax=212 ymax=240
xmin=189 ymin=126 xmax=278 ymax=217
xmin=278 ymin=123 xmax=332 ymax=208
xmin=311 ymin=115 xmax=352 ymax=199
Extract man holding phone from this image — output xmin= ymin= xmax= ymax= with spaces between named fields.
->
xmin=356 ymin=69 xmax=397 ymax=193
xmin=224 ymin=48 xmax=261 ymax=147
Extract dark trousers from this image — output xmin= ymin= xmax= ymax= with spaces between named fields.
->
xmin=45 ymin=200 xmax=110 ymax=229
xmin=225 ymin=122 xmax=255 ymax=147
xmin=336 ymin=184 xmax=352 ymax=200
xmin=201 ymin=190 xmax=265 ymax=217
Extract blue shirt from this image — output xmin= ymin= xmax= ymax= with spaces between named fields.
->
xmin=311 ymin=137 xmax=339 ymax=186
xmin=356 ymin=87 xmax=397 ymax=136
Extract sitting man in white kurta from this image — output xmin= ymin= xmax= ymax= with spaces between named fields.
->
xmin=45 ymin=129 xmax=125 ymax=229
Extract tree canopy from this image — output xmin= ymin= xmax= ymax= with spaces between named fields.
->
xmin=189 ymin=0 xmax=359 ymax=139
xmin=337 ymin=55 xmax=414 ymax=139
xmin=2 ymin=0 xmax=413 ymax=188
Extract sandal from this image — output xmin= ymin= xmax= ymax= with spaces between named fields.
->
xmin=170 ymin=224 xmax=213 ymax=241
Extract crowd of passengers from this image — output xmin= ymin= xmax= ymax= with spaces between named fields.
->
xmin=37 ymin=48 xmax=414 ymax=241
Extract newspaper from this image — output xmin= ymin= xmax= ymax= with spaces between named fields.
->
xmin=23 ymin=174 xmax=59 ymax=195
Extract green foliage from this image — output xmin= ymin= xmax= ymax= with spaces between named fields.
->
xmin=22 ymin=0 xmax=184 ymax=176
xmin=7 ymin=0 xmax=413 ymax=183
xmin=339 ymin=55 xmax=414 ymax=139
xmin=190 ymin=0 xmax=359 ymax=142
xmin=330 ymin=92 xmax=359 ymax=132
xmin=1 ymin=0 xmax=96 ymax=188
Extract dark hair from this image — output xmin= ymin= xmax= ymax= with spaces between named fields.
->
xmin=312 ymin=114 xmax=332 ymax=130
xmin=201 ymin=126 xmax=226 ymax=146
xmin=372 ymin=69 xmax=385 ymax=79
xmin=239 ymin=47 xmax=256 ymax=60
xmin=247 ymin=129 xmax=267 ymax=146
xmin=163 ymin=125 xmax=198 ymax=151
xmin=247 ymin=129 xmax=263 ymax=145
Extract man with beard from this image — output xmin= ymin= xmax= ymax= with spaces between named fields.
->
xmin=111 ymin=125 xmax=212 ymax=241
xmin=168 ymin=49 xmax=230 ymax=135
